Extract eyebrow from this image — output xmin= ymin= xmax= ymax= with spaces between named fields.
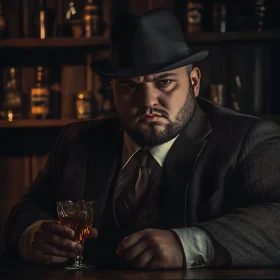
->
xmin=117 ymin=72 xmax=178 ymax=84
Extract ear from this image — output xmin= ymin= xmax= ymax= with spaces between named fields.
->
xmin=190 ymin=67 xmax=201 ymax=97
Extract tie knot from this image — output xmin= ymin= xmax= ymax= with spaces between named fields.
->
xmin=137 ymin=149 xmax=150 ymax=167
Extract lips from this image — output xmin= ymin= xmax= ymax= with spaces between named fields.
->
xmin=140 ymin=114 xmax=161 ymax=120
xmin=139 ymin=114 xmax=161 ymax=123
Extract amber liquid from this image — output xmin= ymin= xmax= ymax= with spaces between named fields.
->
xmin=59 ymin=213 xmax=93 ymax=244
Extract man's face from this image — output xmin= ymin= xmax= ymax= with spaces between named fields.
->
xmin=112 ymin=66 xmax=201 ymax=147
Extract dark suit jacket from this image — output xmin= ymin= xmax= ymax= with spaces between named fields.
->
xmin=4 ymin=97 xmax=280 ymax=267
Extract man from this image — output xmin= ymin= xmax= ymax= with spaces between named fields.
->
xmin=4 ymin=9 xmax=280 ymax=269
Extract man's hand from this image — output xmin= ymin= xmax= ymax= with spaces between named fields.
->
xmin=19 ymin=220 xmax=98 ymax=264
xmin=116 ymin=229 xmax=185 ymax=269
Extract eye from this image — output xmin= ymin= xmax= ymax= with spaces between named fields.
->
xmin=158 ymin=79 xmax=172 ymax=86
xmin=123 ymin=84 xmax=136 ymax=89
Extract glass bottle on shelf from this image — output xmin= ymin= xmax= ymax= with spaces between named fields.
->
xmin=63 ymin=0 xmax=82 ymax=37
xmin=66 ymin=0 xmax=77 ymax=21
xmin=30 ymin=66 xmax=50 ymax=119
xmin=186 ymin=0 xmax=204 ymax=33
xmin=75 ymin=91 xmax=97 ymax=119
xmin=83 ymin=0 xmax=101 ymax=37
xmin=212 ymin=1 xmax=227 ymax=33
xmin=33 ymin=0 xmax=56 ymax=39
xmin=254 ymin=0 xmax=267 ymax=32
xmin=2 ymin=67 xmax=23 ymax=120
xmin=0 ymin=0 xmax=7 ymax=38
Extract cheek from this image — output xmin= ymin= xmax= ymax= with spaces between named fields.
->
xmin=114 ymin=93 xmax=136 ymax=118
xmin=160 ymin=88 xmax=187 ymax=115
xmin=164 ymin=98 xmax=182 ymax=116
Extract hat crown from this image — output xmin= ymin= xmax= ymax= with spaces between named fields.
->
xmin=109 ymin=9 xmax=191 ymax=69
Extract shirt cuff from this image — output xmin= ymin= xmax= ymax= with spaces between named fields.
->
xmin=171 ymin=227 xmax=215 ymax=268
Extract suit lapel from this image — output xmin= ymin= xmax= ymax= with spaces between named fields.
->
xmin=84 ymin=119 xmax=124 ymax=230
xmin=161 ymin=104 xmax=212 ymax=229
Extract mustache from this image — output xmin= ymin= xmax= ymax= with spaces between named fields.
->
xmin=137 ymin=107 xmax=170 ymax=120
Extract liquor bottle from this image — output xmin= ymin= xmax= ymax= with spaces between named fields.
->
xmin=83 ymin=0 xmax=101 ymax=37
xmin=210 ymin=84 xmax=226 ymax=106
xmin=75 ymin=91 xmax=97 ymax=119
xmin=66 ymin=0 xmax=77 ymax=21
xmin=33 ymin=0 xmax=56 ymax=39
xmin=0 ymin=0 xmax=7 ymax=38
xmin=254 ymin=0 xmax=268 ymax=32
xmin=62 ymin=0 xmax=78 ymax=37
xmin=30 ymin=66 xmax=50 ymax=119
xmin=2 ymin=68 xmax=23 ymax=120
xmin=186 ymin=0 xmax=204 ymax=33
xmin=212 ymin=2 xmax=227 ymax=33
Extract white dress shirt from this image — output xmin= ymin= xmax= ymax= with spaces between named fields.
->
xmin=122 ymin=131 xmax=216 ymax=268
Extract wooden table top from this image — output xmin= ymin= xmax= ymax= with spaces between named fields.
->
xmin=1 ymin=262 xmax=280 ymax=280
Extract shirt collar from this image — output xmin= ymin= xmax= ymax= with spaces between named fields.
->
xmin=122 ymin=131 xmax=179 ymax=169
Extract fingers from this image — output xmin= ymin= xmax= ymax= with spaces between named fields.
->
xmin=87 ymin=228 xmax=98 ymax=239
xmin=31 ymin=232 xmax=80 ymax=264
xmin=41 ymin=221 xmax=75 ymax=239
xmin=35 ymin=240 xmax=77 ymax=258
xmin=33 ymin=231 xmax=80 ymax=253
xmin=28 ymin=221 xmax=99 ymax=265
xmin=118 ymin=229 xmax=149 ymax=253
xmin=130 ymin=249 xmax=154 ymax=269
xmin=118 ymin=240 xmax=147 ymax=262
xmin=33 ymin=251 xmax=69 ymax=265
xmin=145 ymin=259 xmax=167 ymax=270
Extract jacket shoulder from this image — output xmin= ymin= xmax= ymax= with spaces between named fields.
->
xmin=62 ymin=117 xmax=121 ymax=140
xmin=197 ymin=97 xmax=262 ymax=132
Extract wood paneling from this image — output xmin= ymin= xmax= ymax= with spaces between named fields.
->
xmin=102 ymin=0 xmax=112 ymax=37
xmin=31 ymin=154 xmax=49 ymax=182
xmin=61 ymin=65 xmax=85 ymax=119
xmin=0 ymin=119 xmax=78 ymax=128
xmin=0 ymin=37 xmax=110 ymax=48
xmin=0 ymin=126 xmax=66 ymax=254
xmin=129 ymin=0 xmax=174 ymax=16
xmin=0 ymin=156 xmax=30 ymax=254
xmin=147 ymin=0 xmax=174 ymax=10
xmin=129 ymin=0 xmax=150 ymax=16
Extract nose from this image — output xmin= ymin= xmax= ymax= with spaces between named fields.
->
xmin=136 ymin=84 xmax=159 ymax=108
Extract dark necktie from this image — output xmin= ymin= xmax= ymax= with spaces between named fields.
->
xmin=114 ymin=149 xmax=158 ymax=228
xmin=129 ymin=149 xmax=150 ymax=204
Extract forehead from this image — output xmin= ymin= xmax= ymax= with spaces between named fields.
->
xmin=114 ymin=67 xmax=184 ymax=83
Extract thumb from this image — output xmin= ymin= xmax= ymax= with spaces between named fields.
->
xmin=87 ymin=227 xmax=98 ymax=239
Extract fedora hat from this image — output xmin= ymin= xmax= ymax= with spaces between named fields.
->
xmin=91 ymin=8 xmax=209 ymax=78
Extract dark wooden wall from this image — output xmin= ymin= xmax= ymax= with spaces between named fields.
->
xmin=0 ymin=0 xmax=280 ymax=255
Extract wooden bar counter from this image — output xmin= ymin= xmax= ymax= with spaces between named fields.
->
xmin=1 ymin=261 xmax=280 ymax=280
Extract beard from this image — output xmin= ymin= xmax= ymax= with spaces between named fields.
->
xmin=120 ymin=85 xmax=197 ymax=147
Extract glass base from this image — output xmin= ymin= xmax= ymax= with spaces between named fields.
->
xmin=65 ymin=263 xmax=95 ymax=271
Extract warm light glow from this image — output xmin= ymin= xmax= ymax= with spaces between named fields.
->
xmin=7 ymin=111 xmax=13 ymax=122
xmin=40 ymin=11 xmax=46 ymax=39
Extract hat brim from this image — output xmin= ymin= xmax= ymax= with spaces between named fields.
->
xmin=90 ymin=50 xmax=209 ymax=78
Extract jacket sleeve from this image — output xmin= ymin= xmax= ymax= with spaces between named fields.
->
xmin=197 ymin=120 xmax=280 ymax=267
xmin=3 ymin=124 xmax=71 ymax=258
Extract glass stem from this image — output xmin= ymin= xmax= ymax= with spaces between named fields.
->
xmin=74 ymin=243 xmax=84 ymax=267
